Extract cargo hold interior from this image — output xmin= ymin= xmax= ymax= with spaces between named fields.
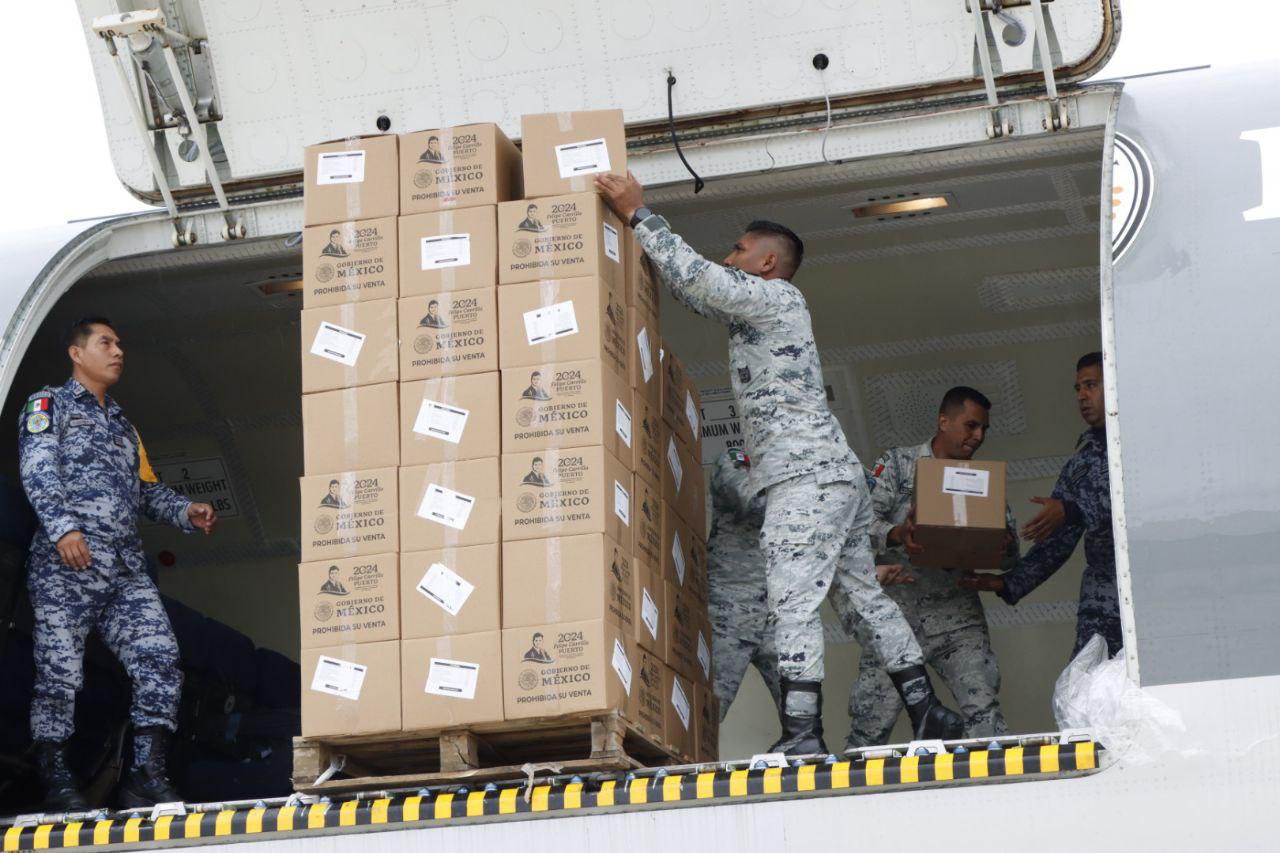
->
xmin=0 ymin=125 xmax=1105 ymax=806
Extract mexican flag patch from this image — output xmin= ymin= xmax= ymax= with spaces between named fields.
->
xmin=24 ymin=398 xmax=50 ymax=414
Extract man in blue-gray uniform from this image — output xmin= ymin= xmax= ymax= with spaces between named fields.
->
xmin=598 ymin=171 xmax=963 ymax=755
xmin=20 ymin=317 xmax=218 ymax=810
xmin=961 ymin=352 xmax=1121 ymax=657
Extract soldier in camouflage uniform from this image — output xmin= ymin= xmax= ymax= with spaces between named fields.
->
xmin=961 ymin=352 xmax=1121 ymax=657
xmin=707 ymin=447 xmax=780 ymax=719
xmin=19 ymin=318 xmax=218 ymax=810
xmin=843 ymin=387 xmax=1017 ymax=748
xmin=598 ymin=171 xmax=963 ymax=754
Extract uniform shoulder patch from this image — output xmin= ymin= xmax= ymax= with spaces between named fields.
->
xmin=25 ymin=412 xmax=50 ymax=434
xmin=728 ymin=448 xmax=750 ymax=467
xmin=872 ymin=463 xmax=885 ymax=478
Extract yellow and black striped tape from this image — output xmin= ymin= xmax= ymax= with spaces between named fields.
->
xmin=2 ymin=742 xmax=1100 ymax=850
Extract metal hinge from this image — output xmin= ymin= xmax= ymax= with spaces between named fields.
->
xmin=92 ymin=9 xmax=245 ymax=245
xmin=968 ymin=0 xmax=1068 ymax=138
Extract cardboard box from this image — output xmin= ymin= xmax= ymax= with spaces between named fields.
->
xmin=631 ymin=558 xmax=666 ymax=660
xmin=301 ymin=640 xmax=400 ymax=737
xmin=298 ymin=552 xmax=400 ymax=649
xmin=660 ymin=427 xmax=703 ymax=531
xmin=623 ymin=231 xmax=660 ymax=317
xmin=400 ymin=459 xmax=501 ymax=551
xmin=400 ymin=124 xmax=521 ymax=214
xmin=304 ymin=135 xmax=399 ymax=227
xmin=659 ymin=347 xmax=702 ymax=455
xmin=401 ymin=632 xmax=504 ymax=730
xmin=632 ymin=647 xmax=667 ymax=742
xmin=631 ymin=474 xmax=662 ymax=569
xmin=661 ymin=502 xmax=707 ymax=591
xmin=398 ymin=206 xmax=497 ymax=296
xmin=662 ymin=664 xmax=696 ymax=759
xmin=399 ymin=287 xmax=499 ymax=380
xmin=912 ymin=458 xmax=1009 ymax=571
xmin=400 ymin=544 xmax=500 ymax=640
xmin=501 ymin=534 xmax=634 ymax=635
xmin=497 ymin=193 xmax=624 ymax=287
xmin=629 ymin=388 xmax=662 ymax=490
xmin=628 ymin=306 xmax=660 ymax=411
xmin=686 ymin=541 xmax=710 ymax=607
xmin=302 ymin=217 xmax=398 ymax=307
xmin=501 ymin=446 xmax=632 ymax=544
xmin=301 ymin=298 xmax=399 ymax=394
xmin=299 ymin=467 xmax=398 ymax=562
xmin=519 ymin=110 xmax=627 ymax=199
xmin=695 ymin=684 xmax=720 ymax=762
xmin=500 ymin=358 xmax=633 ymax=461
xmin=664 ymin=581 xmax=699 ymax=681
xmin=497 ymin=276 xmax=627 ymax=378
xmin=400 ymin=373 xmax=501 ymax=466
xmin=501 ymin=618 xmax=632 ymax=720
xmin=303 ymin=382 xmax=399 ymax=475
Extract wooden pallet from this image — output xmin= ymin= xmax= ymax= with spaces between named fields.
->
xmin=292 ymin=712 xmax=680 ymax=794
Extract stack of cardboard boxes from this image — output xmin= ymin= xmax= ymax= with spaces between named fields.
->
xmin=295 ymin=111 xmax=717 ymax=764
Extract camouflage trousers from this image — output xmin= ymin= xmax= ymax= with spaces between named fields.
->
xmin=761 ymin=475 xmax=922 ymax=688
xmin=27 ymin=539 xmax=182 ymax=742
xmin=708 ymin=575 xmax=781 ymax=721
xmin=1075 ymin=565 xmax=1122 ymax=658
xmin=846 ymin=621 xmax=1006 ymax=748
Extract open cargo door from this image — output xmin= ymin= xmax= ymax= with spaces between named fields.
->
xmin=75 ymin=0 xmax=1119 ymax=209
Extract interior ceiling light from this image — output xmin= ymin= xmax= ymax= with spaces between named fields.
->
xmin=851 ymin=194 xmax=951 ymax=220
xmin=253 ymin=277 xmax=303 ymax=296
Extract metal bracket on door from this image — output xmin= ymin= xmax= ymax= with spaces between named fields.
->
xmin=969 ymin=0 xmax=1013 ymax=138
xmin=968 ymin=0 xmax=1068 ymax=136
xmin=1028 ymin=0 xmax=1070 ymax=131
xmin=92 ymin=9 xmax=245 ymax=246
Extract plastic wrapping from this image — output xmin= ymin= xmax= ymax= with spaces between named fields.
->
xmin=1053 ymin=634 xmax=1187 ymax=764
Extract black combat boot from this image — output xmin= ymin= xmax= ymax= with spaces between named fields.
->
xmin=117 ymin=727 xmax=181 ymax=809
xmin=889 ymin=665 xmax=965 ymax=740
xmin=768 ymin=680 xmax=828 ymax=756
xmin=34 ymin=741 xmax=89 ymax=812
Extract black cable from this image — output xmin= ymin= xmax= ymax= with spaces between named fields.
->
xmin=666 ymin=73 xmax=704 ymax=194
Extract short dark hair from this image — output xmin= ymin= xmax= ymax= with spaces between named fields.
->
xmin=329 ymin=229 xmax=341 ymax=238
xmin=745 ymin=220 xmax=804 ymax=278
xmin=428 ymin=135 xmax=439 ymax=144
xmin=532 ymin=456 xmax=543 ymax=465
xmin=939 ymin=386 xmax=992 ymax=415
xmin=531 ymin=371 xmax=542 ymax=379
xmin=65 ymin=316 xmax=114 ymax=348
xmin=527 ymin=203 xmax=538 ymax=211
xmin=329 ymin=479 xmax=339 ymax=487
xmin=328 ymin=566 xmax=339 ymax=574
xmin=1077 ymin=351 xmax=1103 ymax=372
xmin=428 ymin=299 xmax=439 ymax=308
xmin=532 ymin=632 xmax=544 ymax=641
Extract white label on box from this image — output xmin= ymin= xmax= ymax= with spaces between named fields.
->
xmin=672 ymin=678 xmax=691 ymax=731
xmin=611 ymin=639 xmax=633 ymax=696
xmin=310 ymin=322 xmax=365 ymax=367
xmin=697 ymin=631 xmax=711 ymax=680
xmin=316 ymin=150 xmax=366 ymax=185
xmin=615 ymin=400 xmax=633 ymax=447
xmin=417 ymin=483 xmax=476 ymax=530
xmin=425 ymin=657 xmax=479 ymax=700
xmin=685 ymin=391 xmax=700 ymax=434
xmin=310 ymin=655 xmax=367 ymax=701
xmin=614 ymin=480 xmax=631 ymax=526
xmin=667 ymin=438 xmax=683 ymax=492
xmin=524 ymin=300 xmax=579 ymax=345
xmin=671 ymin=531 xmax=686 ymax=585
xmin=603 ymin=222 xmax=620 ymax=263
xmin=637 ymin=327 xmax=654 ymax=382
xmin=641 ymin=589 xmax=660 ymax=640
xmin=942 ymin=466 xmax=991 ymax=498
xmin=414 ymin=399 xmax=470 ymax=444
xmin=416 ymin=562 xmax=475 ymax=616
xmin=555 ymin=137 xmax=611 ymax=178
xmin=420 ymin=233 xmax=471 ymax=270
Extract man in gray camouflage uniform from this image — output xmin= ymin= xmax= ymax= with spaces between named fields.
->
xmin=961 ymin=352 xmax=1121 ymax=657
xmin=844 ymin=387 xmax=1017 ymax=748
xmin=19 ymin=317 xmax=218 ymax=810
xmin=598 ymin=172 xmax=963 ymax=754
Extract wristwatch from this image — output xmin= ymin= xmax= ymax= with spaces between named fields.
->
xmin=629 ymin=206 xmax=653 ymax=228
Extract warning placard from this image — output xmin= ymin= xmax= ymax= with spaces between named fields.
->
xmin=151 ymin=456 xmax=239 ymax=519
